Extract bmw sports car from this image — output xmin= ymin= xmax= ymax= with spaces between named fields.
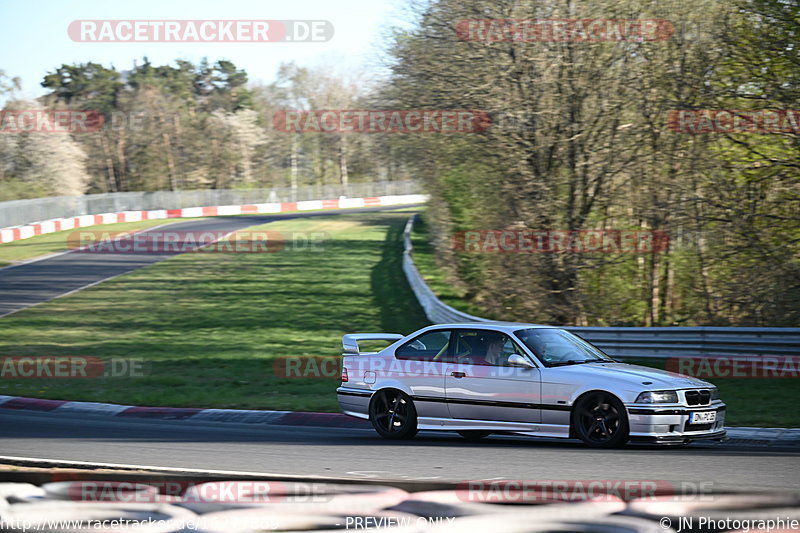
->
xmin=336 ymin=323 xmax=726 ymax=448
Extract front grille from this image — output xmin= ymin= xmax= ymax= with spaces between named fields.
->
xmin=684 ymin=389 xmax=711 ymax=406
xmin=684 ymin=422 xmax=713 ymax=432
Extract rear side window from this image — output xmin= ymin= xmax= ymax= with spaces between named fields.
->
xmin=395 ymin=330 xmax=451 ymax=361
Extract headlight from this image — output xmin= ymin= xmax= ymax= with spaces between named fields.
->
xmin=710 ymin=388 xmax=720 ymax=401
xmin=636 ymin=390 xmax=679 ymax=404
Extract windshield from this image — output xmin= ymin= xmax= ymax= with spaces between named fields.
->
xmin=514 ymin=328 xmax=614 ymax=367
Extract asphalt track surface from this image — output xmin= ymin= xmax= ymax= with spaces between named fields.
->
xmin=1 ymin=410 xmax=798 ymax=492
xmin=0 ymin=206 xmax=411 ymax=317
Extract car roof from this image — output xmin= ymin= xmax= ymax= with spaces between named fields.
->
xmin=420 ymin=322 xmax=558 ymax=334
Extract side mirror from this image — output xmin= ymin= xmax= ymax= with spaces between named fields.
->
xmin=507 ymin=354 xmax=535 ymax=368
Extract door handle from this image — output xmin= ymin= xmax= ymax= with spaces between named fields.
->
xmin=451 ymin=371 xmax=466 ymax=378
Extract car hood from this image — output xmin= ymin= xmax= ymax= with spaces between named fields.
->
xmin=553 ymin=362 xmax=713 ymax=389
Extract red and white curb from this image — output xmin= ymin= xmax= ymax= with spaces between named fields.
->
xmin=1 ymin=394 xmax=798 ymax=445
xmin=0 ymin=395 xmax=369 ymax=428
xmin=0 ymin=194 xmax=427 ymax=245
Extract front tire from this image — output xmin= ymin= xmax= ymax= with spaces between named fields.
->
xmin=572 ymin=392 xmax=629 ymax=448
xmin=369 ymin=389 xmax=418 ymax=440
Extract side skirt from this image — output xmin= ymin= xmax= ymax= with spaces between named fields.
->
xmin=416 ymin=417 xmax=571 ymax=438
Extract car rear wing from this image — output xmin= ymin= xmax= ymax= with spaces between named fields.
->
xmin=342 ymin=333 xmax=404 ymax=356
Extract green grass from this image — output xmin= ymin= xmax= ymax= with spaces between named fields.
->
xmin=0 ymin=211 xmax=430 ymax=411
xmin=411 ymin=218 xmax=799 ymax=428
xmin=0 ymin=219 xmax=198 ymax=267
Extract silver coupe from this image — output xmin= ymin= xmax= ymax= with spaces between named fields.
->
xmin=336 ymin=323 xmax=726 ymax=447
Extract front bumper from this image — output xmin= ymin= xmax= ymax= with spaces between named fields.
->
xmin=626 ymin=402 xmax=727 ymax=441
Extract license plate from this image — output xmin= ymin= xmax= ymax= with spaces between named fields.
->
xmin=689 ymin=411 xmax=716 ymax=424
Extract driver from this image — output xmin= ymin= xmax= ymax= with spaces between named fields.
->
xmin=521 ymin=332 xmax=547 ymax=359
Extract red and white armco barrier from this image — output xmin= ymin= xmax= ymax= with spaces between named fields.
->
xmin=0 ymin=194 xmax=427 ymax=245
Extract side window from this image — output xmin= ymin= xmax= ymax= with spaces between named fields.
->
xmin=395 ymin=330 xmax=451 ymax=361
xmin=453 ymin=330 xmax=521 ymax=367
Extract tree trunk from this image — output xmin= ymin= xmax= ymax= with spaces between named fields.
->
xmin=157 ymin=113 xmax=178 ymax=191
xmin=338 ymin=134 xmax=349 ymax=190
xmin=99 ymin=135 xmax=117 ymax=193
xmin=290 ymin=135 xmax=299 ymax=191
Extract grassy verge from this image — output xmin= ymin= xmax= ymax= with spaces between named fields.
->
xmin=0 ymin=210 xmax=429 ymax=412
xmin=411 ymin=218 xmax=799 ymax=428
xmin=0 ymin=219 xmax=198 ymax=267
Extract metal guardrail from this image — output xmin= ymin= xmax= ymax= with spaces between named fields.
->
xmin=402 ymin=216 xmax=492 ymax=325
xmin=563 ymin=326 xmax=800 ymax=359
xmin=402 ymin=215 xmax=800 ymax=359
xmin=0 ymin=181 xmax=421 ymax=229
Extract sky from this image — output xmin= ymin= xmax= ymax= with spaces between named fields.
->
xmin=0 ymin=0 xmax=409 ymax=101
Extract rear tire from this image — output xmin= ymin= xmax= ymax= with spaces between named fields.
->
xmin=572 ymin=392 xmax=629 ymax=448
xmin=457 ymin=431 xmax=492 ymax=442
xmin=369 ymin=389 xmax=418 ymax=440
